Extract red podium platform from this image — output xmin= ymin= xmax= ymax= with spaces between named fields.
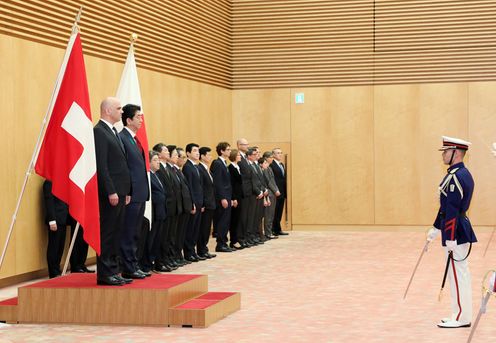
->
xmin=0 ymin=273 xmax=240 ymax=327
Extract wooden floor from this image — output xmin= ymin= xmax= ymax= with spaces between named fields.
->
xmin=0 ymin=230 xmax=495 ymax=342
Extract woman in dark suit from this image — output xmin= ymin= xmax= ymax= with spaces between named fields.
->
xmin=228 ymin=149 xmax=243 ymax=249
xmin=141 ymin=151 xmax=167 ymax=273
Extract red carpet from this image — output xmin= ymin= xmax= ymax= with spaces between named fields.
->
xmin=175 ymin=292 xmax=237 ymax=309
xmin=24 ymin=273 xmax=203 ymax=289
xmin=0 ymin=297 xmax=18 ymax=306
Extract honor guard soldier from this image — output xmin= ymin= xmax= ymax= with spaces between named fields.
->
xmin=427 ymin=136 xmax=477 ymax=328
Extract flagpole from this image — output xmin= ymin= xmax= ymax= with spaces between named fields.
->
xmin=0 ymin=7 xmax=84 ymax=271
xmin=62 ymin=222 xmax=81 ymax=275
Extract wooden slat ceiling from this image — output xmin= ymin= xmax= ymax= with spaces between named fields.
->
xmin=0 ymin=0 xmax=232 ymax=88
xmin=2 ymin=1 xmax=496 ymax=89
xmin=232 ymin=0 xmax=496 ymax=88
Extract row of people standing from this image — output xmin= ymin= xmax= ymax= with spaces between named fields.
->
xmin=91 ymin=97 xmax=288 ymax=286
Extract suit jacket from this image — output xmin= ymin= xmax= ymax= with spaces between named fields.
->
xmin=43 ymin=180 xmax=74 ymax=226
xmin=157 ymin=163 xmax=178 ymax=216
xmin=263 ymin=166 xmax=279 ymax=195
xmin=94 ymin=120 xmax=131 ymax=198
xmin=211 ymin=158 xmax=232 ymax=202
xmin=182 ymin=160 xmax=204 ymax=208
xmin=175 ymin=166 xmax=193 ymax=213
xmin=228 ymin=164 xmax=243 ymax=201
xmin=199 ymin=163 xmax=216 ymax=210
xmin=167 ymin=163 xmax=183 ymax=215
xmin=238 ymin=155 xmax=253 ymax=198
xmin=119 ymin=128 xmax=149 ymax=202
xmin=251 ymin=163 xmax=265 ymax=196
xmin=270 ymin=160 xmax=286 ymax=198
xmin=150 ymin=172 xmax=167 ymax=221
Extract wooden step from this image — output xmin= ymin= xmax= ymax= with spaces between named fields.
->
xmin=16 ymin=273 xmax=208 ymax=325
xmin=0 ymin=297 xmax=18 ymax=323
xmin=168 ymin=291 xmax=241 ymax=328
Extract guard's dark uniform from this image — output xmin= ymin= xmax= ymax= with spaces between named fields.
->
xmin=433 ymin=162 xmax=477 ymax=246
xmin=433 ymin=137 xmax=476 ymax=328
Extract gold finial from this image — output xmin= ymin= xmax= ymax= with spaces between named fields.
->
xmin=71 ymin=6 xmax=83 ymax=33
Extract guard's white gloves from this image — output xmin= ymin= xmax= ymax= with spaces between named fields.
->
xmin=492 ymin=142 xmax=496 ymax=157
xmin=427 ymin=227 xmax=440 ymax=242
xmin=489 ymin=271 xmax=496 ymax=293
xmin=446 ymin=240 xmax=457 ymax=251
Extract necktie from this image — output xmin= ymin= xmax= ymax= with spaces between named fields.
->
xmin=134 ymin=135 xmax=144 ymax=155
xmin=279 ymin=162 xmax=285 ymax=176
xmin=112 ymin=127 xmax=125 ymax=152
xmin=153 ymin=172 xmax=163 ymax=189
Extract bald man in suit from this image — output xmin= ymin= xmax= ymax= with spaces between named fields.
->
xmin=93 ymin=97 xmax=131 ymax=286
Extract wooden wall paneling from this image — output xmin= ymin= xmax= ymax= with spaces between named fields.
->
xmin=290 ymin=87 xmax=374 ymax=225
xmin=468 ymin=82 xmax=496 ymax=226
xmin=0 ymin=34 xmax=17 ymax=277
xmin=0 ymin=0 xmax=232 ymax=88
xmin=374 ymin=83 xmax=468 ymax=225
xmin=10 ymin=37 xmax=67 ymax=275
xmin=232 ymin=0 xmax=496 ymax=89
xmin=232 ymin=89 xmax=291 ymax=143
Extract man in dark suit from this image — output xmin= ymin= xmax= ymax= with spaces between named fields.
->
xmin=152 ymin=143 xmax=177 ymax=272
xmin=175 ymin=147 xmax=193 ymax=265
xmin=93 ymin=97 xmax=132 ymax=286
xmin=197 ymin=147 xmax=218 ymax=257
xmin=43 ymin=180 xmax=92 ymax=278
xmin=118 ymin=104 xmax=150 ymax=279
xmin=182 ymin=143 xmax=204 ymax=262
xmin=211 ymin=142 xmax=233 ymax=252
xmin=270 ymin=148 xmax=289 ymax=235
xmin=165 ymin=145 xmax=183 ymax=268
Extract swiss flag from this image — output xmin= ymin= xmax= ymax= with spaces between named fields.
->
xmin=35 ymin=32 xmax=100 ymax=255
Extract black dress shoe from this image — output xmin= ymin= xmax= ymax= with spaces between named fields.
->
xmin=194 ymin=254 xmax=207 ymax=261
xmin=97 ymin=275 xmax=125 ymax=286
xmin=115 ymin=275 xmax=133 ymax=283
xmin=122 ymin=271 xmax=146 ymax=279
xmin=71 ymin=268 xmax=86 ymax=273
xmin=185 ymin=256 xmax=199 ymax=262
xmin=215 ymin=246 xmax=233 ymax=252
xmin=206 ymin=252 xmax=217 ymax=258
xmin=82 ymin=266 xmax=95 ymax=273
xmin=154 ymin=265 xmax=173 ymax=272
xmin=137 ymin=269 xmax=151 ymax=277
xmin=278 ymin=231 xmax=289 ymax=235
xmin=230 ymin=242 xmax=243 ymax=250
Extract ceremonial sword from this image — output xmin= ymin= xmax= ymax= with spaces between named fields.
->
xmin=403 ymin=240 xmax=430 ymax=299
xmin=466 ymin=270 xmax=496 ymax=343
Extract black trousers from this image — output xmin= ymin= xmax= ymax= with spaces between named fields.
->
xmin=177 ymin=212 xmax=190 ymax=259
xmin=46 ymin=223 xmax=88 ymax=278
xmin=198 ymin=209 xmax=214 ymax=255
xmin=229 ymin=205 xmax=240 ymax=244
xmin=273 ymin=196 xmax=286 ymax=233
xmin=238 ymin=197 xmax=250 ymax=242
xmin=140 ymin=218 xmax=163 ymax=272
xmin=184 ymin=210 xmax=201 ymax=258
xmin=97 ymin=196 xmax=126 ymax=277
xmin=214 ymin=203 xmax=231 ymax=247
xmin=120 ymin=201 xmax=145 ymax=273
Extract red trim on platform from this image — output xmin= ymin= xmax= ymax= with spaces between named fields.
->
xmin=197 ymin=292 xmax=236 ymax=301
xmin=0 ymin=297 xmax=18 ymax=306
xmin=23 ymin=273 xmax=203 ymax=289
xmin=451 ymin=258 xmax=463 ymax=321
xmin=176 ymin=299 xmax=219 ymax=310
